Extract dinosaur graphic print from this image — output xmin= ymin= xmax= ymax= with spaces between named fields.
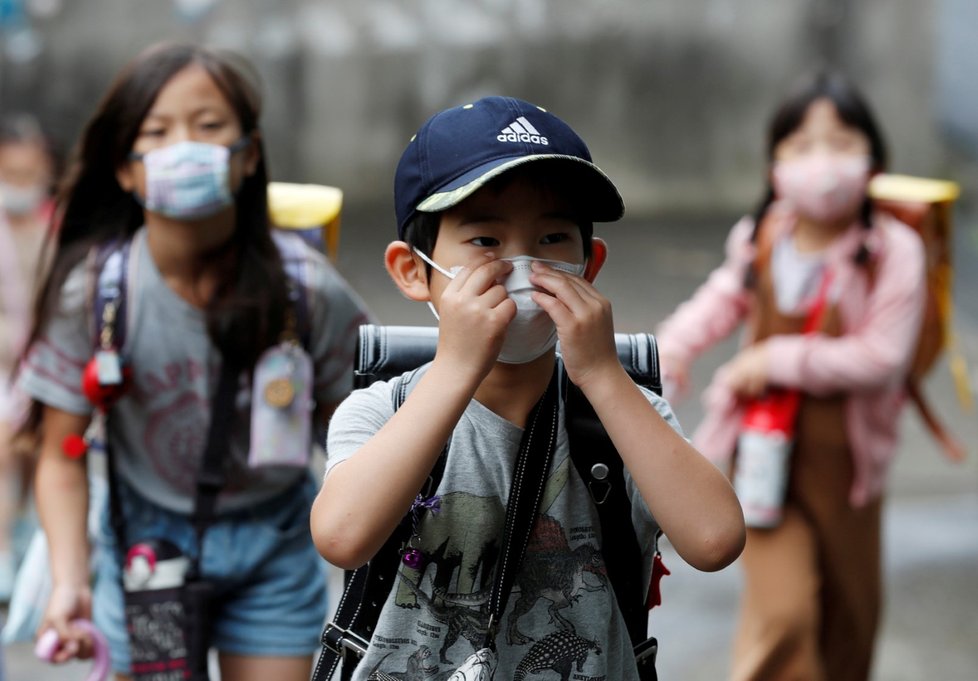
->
xmin=363 ymin=448 xmax=631 ymax=678
xmin=513 ymin=630 xmax=603 ymax=681
xmin=507 ymin=514 xmax=609 ymax=645
xmin=366 ymin=646 xmax=440 ymax=680
xmin=394 ymin=491 xmax=504 ymax=610
xmin=393 ymin=457 xmax=572 ymax=612
xmin=397 ymin=569 xmax=490 ymax=665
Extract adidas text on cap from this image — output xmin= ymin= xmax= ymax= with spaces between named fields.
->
xmin=394 ymin=96 xmax=625 ymax=238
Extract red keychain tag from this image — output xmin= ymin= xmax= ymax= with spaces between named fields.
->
xmin=646 ymin=551 xmax=671 ymax=610
xmin=82 ymin=353 xmax=131 ymax=410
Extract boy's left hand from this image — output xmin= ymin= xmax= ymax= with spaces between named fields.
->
xmin=529 ymin=261 xmax=618 ymax=389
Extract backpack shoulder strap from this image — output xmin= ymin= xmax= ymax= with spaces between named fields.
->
xmin=90 ymin=238 xmax=134 ymax=354
xmin=272 ymin=231 xmax=312 ymax=349
xmin=561 ymin=354 xmax=658 ymax=650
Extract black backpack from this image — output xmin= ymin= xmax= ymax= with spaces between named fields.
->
xmin=313 ymin=325 xmax=664 ymax=681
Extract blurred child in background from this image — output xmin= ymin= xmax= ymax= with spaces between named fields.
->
xmin=656 ymin=72 xmax=927 ymax=681
xmin=0 ymin=113 xmax=56 ymax=601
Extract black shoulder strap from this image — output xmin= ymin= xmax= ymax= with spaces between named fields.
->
xmin=562 ymin=366 xmax=649 ymax=647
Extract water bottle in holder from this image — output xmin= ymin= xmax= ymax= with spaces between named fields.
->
xmin=734 ymin=388 xmax=801 ymax=528
xmin=122 ymin=539 xmax=192 ymax=680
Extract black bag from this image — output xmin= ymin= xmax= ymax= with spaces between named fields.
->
xmin=121 ymin=539 xmax=192 ymax=680
xmin=105 ymin=362 xmax=238 ymax=681
xmin=312 ymin=325 xmax=663 ymax=681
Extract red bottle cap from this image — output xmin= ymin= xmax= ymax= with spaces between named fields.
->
xmin=742 ymin=389 xmax=802 ymax=435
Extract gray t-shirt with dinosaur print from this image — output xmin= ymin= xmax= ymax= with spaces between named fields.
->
xmin=325 ymin=370 xmax=684 ymax=680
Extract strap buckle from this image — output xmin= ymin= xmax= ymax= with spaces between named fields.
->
xmin=321 ymin=621 xmax=370 ymax=657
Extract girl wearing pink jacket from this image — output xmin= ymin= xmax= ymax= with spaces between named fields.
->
xmin=656 ymin=72 xmax=926 ymax=681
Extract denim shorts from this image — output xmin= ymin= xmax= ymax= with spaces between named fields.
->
xmin=92 ymin=474 xmax=327 ymax=674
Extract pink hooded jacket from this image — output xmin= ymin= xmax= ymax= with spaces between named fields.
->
xmin=656 ymin=203 xmax=926 ymax=507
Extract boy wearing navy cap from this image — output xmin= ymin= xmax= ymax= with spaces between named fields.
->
xmin=312 ymin=96 xmax=744 ymax=680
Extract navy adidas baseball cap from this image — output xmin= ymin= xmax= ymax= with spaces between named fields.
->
xmin=394 ymin=96 xmax=625 ymax=238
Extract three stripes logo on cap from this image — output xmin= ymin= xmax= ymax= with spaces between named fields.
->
xmin=497 ymin=116 xmax=549 ymax=146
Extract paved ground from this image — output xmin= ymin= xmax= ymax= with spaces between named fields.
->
xmin=4 ymin=206 xmax=977 ymax=679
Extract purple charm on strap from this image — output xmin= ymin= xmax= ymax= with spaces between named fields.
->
xmin=411 ymin=494 xmax=441 ymax=514
xmin=402 ymin=547 xmax=425 ymax=570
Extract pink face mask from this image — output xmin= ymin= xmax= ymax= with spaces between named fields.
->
xmin=772 ymin=154 xmax=871 ymax=223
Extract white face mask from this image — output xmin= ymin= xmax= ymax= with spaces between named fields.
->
xmin=414 ymin=250 xmax=586 ymax=364
xmin=0 ymin=180 xmax=45 ymax=217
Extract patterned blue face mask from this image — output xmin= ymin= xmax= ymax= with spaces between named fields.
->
xmin=129 ymin=137 xmax=250 ymax=220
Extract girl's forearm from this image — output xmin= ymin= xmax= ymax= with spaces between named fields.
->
xmin=35 ymin=452 xmax=90 ymax=586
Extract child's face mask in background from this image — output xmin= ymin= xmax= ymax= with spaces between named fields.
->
xmin=415 ymin=250 xmax=586 ymax=364
xmin=772 ymin=153 xmax=870 ymax=224
xmin=129 ymin=138 xmax=248 ymax=221
xmin=0 ymin=180 xmax=45 ymax=216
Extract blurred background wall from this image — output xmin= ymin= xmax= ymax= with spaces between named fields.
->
xmin=0 ymin=0 xmax=976 ymax=217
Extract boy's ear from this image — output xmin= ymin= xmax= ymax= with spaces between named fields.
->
xmin=385 ymin=240 xmax=431 ymax=301
xmin=583 ymin=237 xmax=608 ymax=283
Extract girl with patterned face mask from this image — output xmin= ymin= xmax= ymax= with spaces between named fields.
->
xmin=656 ymin=72 xmax=927 ymax=681
xmin=18 ymin=43 xmax=372 ymax=681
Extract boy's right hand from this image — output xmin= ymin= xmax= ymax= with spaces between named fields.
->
xmin=39 ymin=582 xmax=95 ymax=662
xmin=433 ymin=254 xmax=516 ymax=382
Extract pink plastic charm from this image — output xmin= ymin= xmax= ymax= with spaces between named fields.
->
xmin=35 ymin=618 xmax=111 ymax=681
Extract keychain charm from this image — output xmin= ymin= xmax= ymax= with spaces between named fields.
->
xmin=249 ymin=341 xmax=314 ymax=468
xmin=95 ymin=349 xmax=123 ymax=385
xmin=401 ymin=544 xmax=425 ymax=570
xmin=81 ymin=352 xmax=130 ymax=409
xmin=645 ymin=551 xmax=671 ymax=610
xmin=263 ymin=377 xmax=295 ymax=408
xmin=61 ymin=434 xmax=89 ymax=459
xmin=400 ymin=494 xmax=441 ymax=571
xmin=83 ymin=297 xmax=131 ymax=410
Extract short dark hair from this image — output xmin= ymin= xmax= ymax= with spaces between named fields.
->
xmin=402 ymin=162 xmax=595 ymax=265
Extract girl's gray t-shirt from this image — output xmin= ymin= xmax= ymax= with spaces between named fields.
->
xmin=325 ymin=374 xmax=684 ymax=680
xmin=20 ymin=228 xmax=372 ymax=513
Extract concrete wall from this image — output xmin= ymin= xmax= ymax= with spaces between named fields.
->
xmin=0 ymin=0 xmax=971 ymax=216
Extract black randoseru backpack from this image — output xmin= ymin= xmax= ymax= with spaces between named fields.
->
xmin=313 ymin=325 xmax=664 ymax=681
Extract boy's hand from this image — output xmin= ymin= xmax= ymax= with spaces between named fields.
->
xmin=434 ymin=254 xmax=517 ymax=381
xmin=529 ymin=261 xmax=618 ymax=389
